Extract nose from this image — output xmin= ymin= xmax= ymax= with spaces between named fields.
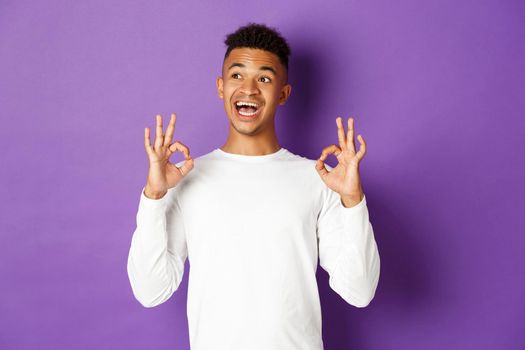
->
xmin=239 ymin=77 xmax=259 ymax=96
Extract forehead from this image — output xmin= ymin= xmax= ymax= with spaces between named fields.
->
xmin=223 ymin=47 xmax=284 ymax=74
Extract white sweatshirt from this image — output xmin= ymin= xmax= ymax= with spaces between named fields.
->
xmin=127 ymin=147 xmax=380 ymax=350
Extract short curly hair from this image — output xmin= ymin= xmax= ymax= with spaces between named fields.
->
xmin=223 ymin=23 xmax=291 ymax=77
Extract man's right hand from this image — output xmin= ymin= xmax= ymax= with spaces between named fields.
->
xmin=143 ymin=113 xmax=194 ymax=199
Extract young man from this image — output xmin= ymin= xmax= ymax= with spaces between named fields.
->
xmin=127 ymin=23 xmax=380 ymax=350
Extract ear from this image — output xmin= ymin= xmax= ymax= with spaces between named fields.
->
xmin=278 ymin=83 xmax=292 ymax=105
xmin=216 ymin=76 xmax=224 ymax=99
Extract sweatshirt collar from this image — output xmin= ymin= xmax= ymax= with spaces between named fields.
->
xmin=213 ymin=147 xmax=288 ymax=162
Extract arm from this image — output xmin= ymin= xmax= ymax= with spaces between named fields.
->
xmin=317 ymin=184 xmax=380 ymax=307
xmin=126 ymin=186 xmax=188 ymax=308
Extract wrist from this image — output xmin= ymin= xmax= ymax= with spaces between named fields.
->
xmin=144 ymin=186 xmax=167 ymax=200
xmin=340 ymin=191 xmax=364 ymax=208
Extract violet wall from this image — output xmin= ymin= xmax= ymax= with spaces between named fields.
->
xmin=1 ymin=0 xmax=524 ymax=349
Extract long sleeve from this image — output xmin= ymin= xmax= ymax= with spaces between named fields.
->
xmin=316 ymin=182 xmax=380 ymax=308
xmin=127 ymin=185 xmax=188 ymax=308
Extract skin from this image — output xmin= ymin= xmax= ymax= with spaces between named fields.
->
xmin=316 ymin=117 xmax=366 ymax=208
xmin=216 ymin=47 xmax=291 ymax=155
xmin=143 ymin=47 xmax=367 ymax=208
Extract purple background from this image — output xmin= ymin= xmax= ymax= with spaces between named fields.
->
xmin=1 ymin=0 xmax=524 ymax=349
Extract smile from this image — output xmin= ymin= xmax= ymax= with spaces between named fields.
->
xmin=234 ymin=100 xmax=262 ymax=118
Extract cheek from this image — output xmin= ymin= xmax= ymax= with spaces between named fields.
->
xmin=223 ymin=84 xmax=237 ymax=98
xmin=264 ymin=90 xmax=281 ymax=106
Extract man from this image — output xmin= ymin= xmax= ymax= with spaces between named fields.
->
xmin=127 ymin=23 xmax=380 ymax=350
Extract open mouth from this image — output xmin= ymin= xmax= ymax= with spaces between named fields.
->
xmin=234 ymin=100 xmax=262 ymax=118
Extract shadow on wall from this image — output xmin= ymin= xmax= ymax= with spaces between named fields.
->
xmin=278 ymin=44 xmax=328 ymax=158
xmin=316 ymin=180 xmax=441 ymax=349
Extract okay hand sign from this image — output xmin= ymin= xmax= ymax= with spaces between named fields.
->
xmin=143 ymin=113 xmax=194 ymax=199
xmin=315 ymin=116 xmax=366 ymax=203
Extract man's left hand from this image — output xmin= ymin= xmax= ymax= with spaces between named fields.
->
xmin=315 ymin=116 xmax=366 ymax=207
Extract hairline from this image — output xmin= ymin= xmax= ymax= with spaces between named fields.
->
xmin=222 ymin=48 xmax=289 ymax=83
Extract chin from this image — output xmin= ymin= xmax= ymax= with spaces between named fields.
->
xmin=230 ymin=115 xmax=262 ymax=134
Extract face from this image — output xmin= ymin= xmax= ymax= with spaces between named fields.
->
xmin=216 ymin=47 xmax=292 ymax=136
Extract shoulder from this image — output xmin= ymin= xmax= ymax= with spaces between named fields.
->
xmin=173 ymin=149 xmax=216 ymax=171
xmin=280 ymin=149 xmax=333 ymax=190
xmin=284 ymin=149 xmax=335 ymax=171
xmin=170 ymin=149 xmax=216 ymax=190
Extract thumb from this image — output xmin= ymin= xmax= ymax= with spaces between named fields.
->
xmin=315 ymin=158 xmax=330 ymax=178
xmin=178 ymin=158 xmax=194 ymax=176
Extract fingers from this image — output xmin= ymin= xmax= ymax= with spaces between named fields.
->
xmin=336 ymin=117 xmax=346 ymax=149
xmin=356 ymin=134 xmax=367 ymax=160
xmin=315 ymin=158 xmax=330 ymax=177
xmin=347 ymin=117 xmax=355 ymax=153
xmin=146 ymin=113 xmax=188 ymax=157
xmin=154 ymin=114 xmax=164 ymax=150
xmin=319 ymin=144 xmax=342 ymax=162
xmin=144 ymin=127 xmax=153 ymax=155
xmin=336 ymin=116 xmax=357 ymax=153
xmin=168 ymin=140 xmax=191 ymax=159
xmin=168 ymin=141 xmax=193 ymax=176
xmin=316 ymin=144 xmax=341 ymax=176
xmin=163 ymin=113 xmax=176 ymax=147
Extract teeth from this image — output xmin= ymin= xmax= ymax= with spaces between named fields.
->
xmin=238 ymin=109 xmax=258 ymax=116
xmin=235 ymin=101 xmax=259 ymax=108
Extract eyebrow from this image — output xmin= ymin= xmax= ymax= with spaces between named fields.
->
xmin=227 ymin=62 xmax=277 ymax=76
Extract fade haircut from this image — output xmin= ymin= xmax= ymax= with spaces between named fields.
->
xmin=223 ymin=23 xmax=291 ymax=81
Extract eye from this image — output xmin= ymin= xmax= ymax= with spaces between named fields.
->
xmin=231 ymin=73 xmax=241 ymax=79
xmin=259 ymin=76 xmax=272 ymax=83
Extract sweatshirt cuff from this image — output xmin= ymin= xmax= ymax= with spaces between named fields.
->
xmin=139 ymin=186 xmax=172 ymax=210
xmin=338 ymin=193 xmax=371 ymax=243
xmin=339 ymin=194 xmax=367 ymax=214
